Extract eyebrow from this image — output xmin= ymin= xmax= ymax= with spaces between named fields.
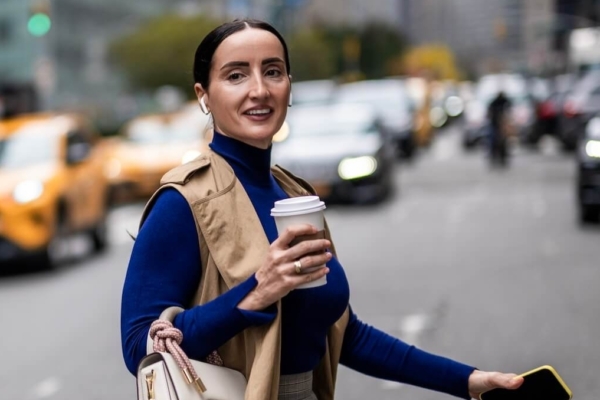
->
xmin=220 ymin=57 xmax=285 ymax=70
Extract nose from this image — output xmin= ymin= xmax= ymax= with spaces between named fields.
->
xmin=249 ymin=73 xmax=270 ymax=100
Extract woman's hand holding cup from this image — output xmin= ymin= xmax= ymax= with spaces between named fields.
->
xmin=238 ymin=224 xmax=331 ymax=311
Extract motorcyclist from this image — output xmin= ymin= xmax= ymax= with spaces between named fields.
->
xmin=487 ymin=91 xmax=512 ymax=167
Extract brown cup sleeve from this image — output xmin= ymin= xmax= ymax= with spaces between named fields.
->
xmin=289 ymin=230 xmax=327 ymax=256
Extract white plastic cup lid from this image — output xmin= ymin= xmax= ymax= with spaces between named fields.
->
xmin=270 ymin=196 xmax=326 ymax=217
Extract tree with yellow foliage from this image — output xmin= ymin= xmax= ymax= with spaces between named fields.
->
xmin=388 ymin=44 xmax=462 ymax=81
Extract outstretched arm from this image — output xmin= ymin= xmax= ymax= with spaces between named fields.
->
xmin=340 ymin=308 xmax=522 ymax=399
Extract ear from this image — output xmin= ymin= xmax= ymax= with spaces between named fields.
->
xmin=194 ymin=83 xmax=208 ymax=103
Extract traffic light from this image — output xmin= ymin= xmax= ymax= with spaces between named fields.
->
xmin=27 ymin=0 xmax=51 ymax=37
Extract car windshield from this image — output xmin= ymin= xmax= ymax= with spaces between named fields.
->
xmin=336 ymin=83 xmax=409 ymax=111
xmin=286 ymin=107 xmax=376 ymax=137
xmin=125 ymin=117 xmax=203 ymax=144
xmin=0 ymin=122 xmax=61 ymax=169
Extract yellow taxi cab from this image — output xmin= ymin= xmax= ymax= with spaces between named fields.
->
xmin=105 ymin=103 xmax=211 ymax=203
xmin=0 ymin=112 xmax=110 ymax=268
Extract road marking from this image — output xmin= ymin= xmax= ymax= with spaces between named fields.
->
xmin=107 ymin=204 xmax=144 ymax=246
xmin=381 ymin=313 xmax=431 ymax=390
xmin=539 ymin=136 xmax=560 ymax=156
xmin=110 ymin=226 xmax=138 ymax=246
xmin=32 ymin=377 xmax=61 ymax=399
xmin=431 ymin=132 xmax=458 ymax=162
xmin=399 ymin=313 xmax=432 ymax=340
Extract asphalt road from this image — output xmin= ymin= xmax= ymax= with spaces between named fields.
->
xmin=1 ymin=126 xmax=598 ymax=400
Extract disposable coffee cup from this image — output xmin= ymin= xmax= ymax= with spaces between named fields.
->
xmin=271 ymin=196 xmax=327 ymax=289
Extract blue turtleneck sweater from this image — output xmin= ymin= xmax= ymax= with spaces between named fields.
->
xmin=121 ymin=132 xmax=475 ymax=399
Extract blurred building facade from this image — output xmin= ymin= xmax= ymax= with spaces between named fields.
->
xmin=554 ymin=0 xmax=600 ymax=55
xmin=190 ymin=0 xmax=402 ymax=33
xmin=400 ymin=0 xmax=555 ymax=76
xmin=299 ymin=0 xmax=401 ymax=28
xmin=0 ymin=0 xmax=175 ymax=124
xmin=183 ymin=0 xmax=269 ymax=20
xmin=186 ymin=0 xmax=322 ymax=35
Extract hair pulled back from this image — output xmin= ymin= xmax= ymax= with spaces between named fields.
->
xmin=193 ymin=19 xmax=291 ymax=91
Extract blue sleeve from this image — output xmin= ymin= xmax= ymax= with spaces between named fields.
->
xmin=120 ymin=188 xmax=276 ymax=375
xmin=340 ymin=307 xmax=475 ymax=399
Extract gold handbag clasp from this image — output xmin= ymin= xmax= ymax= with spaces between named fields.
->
xmin=145 ymin=370 xmax=156 ymax=400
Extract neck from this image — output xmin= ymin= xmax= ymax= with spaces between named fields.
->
xmin=209 ymin=131 xmax=274 ymax=187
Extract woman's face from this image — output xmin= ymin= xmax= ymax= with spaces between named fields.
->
xmin=196 ymin=28 xmax=290 ymax=149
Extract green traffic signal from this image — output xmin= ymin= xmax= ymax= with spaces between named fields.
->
xmin=27 ymin=13 xmax=51 ymax=37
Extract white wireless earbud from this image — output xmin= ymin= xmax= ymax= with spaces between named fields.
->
xmin=199 ymin=97 xmax=210 ymax=115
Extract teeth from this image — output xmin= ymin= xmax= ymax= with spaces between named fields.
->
xmin=247 ymin=109 xmax=270 ymax=115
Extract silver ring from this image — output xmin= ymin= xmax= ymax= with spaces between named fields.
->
xmin=294 ymin=260 xmax=303 ymax=274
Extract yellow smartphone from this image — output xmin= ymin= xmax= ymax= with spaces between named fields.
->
xmin=479 ymin=365 xmax=572 ymax=400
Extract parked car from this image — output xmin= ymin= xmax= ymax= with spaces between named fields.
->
xmin=577 ymin=116 xmax=600 ymax=223
xmin=271 ymin=104 xmax=395 ymax=204
xmin=557 ymin=71 xmax=600 ymax=151
xmin=105 ymin=104 xmax=211 ymax=203
xmin=463 ymin=73 xmax=535 ymax=150
xmin=0 ymin=113 xmax=110 ymax=268
xmin=334 ymin=80 xmax=416 ymax=159
xmin=528 ymin=75 xmax=574 ymax=147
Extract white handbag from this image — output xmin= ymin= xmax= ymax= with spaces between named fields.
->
xmin=136 ymin=307 xmax=247 ymax=400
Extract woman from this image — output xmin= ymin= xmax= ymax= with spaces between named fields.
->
xmin=121 ymin=19 xmax=523 ymax=400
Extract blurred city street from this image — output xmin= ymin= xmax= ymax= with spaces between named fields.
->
xmin=1 ymin=126 xmax=598 ymax=400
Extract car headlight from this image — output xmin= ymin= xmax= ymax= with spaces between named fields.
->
xmin=13 ymin=180 xmax=44 ymax=204
xmin=338 ymin=156 xmax=378 ymax=180
xmin=585 ymin=140 xmax=600 ymax=158
xmin=445 ymin=96 xmax=464 ymax=117
xmin=429 ymin=106 xmax=448 ymax=128
xmin=181 ymin=150 xmax=202 ymax=164
xmin=104 ymin=158 xmax=122 ymax=179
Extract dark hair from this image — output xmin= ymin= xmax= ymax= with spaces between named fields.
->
xmin=193 ymin=19 xmax=291 ymax=91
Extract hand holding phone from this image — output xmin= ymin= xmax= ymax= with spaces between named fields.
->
xmin=479 ymin=365 xmax=572 ymax=400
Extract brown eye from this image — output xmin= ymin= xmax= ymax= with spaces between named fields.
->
xmin=266 ymin=69 xmax=282 ymax=77
xmin=228 ymin=73 xmax=243 ymax=81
